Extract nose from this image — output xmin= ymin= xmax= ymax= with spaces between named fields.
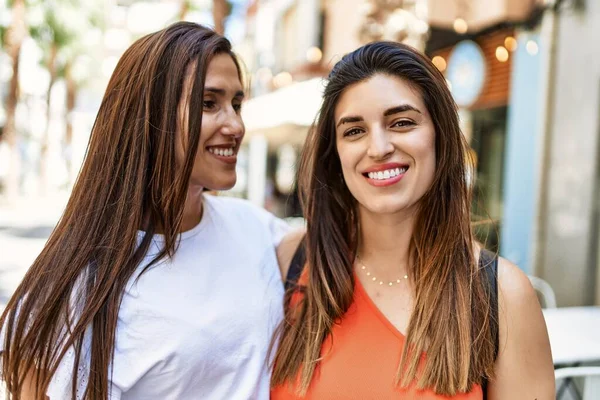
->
xmin=367 ymin=126 xmax=394 ymax=160
xmin=220 ymin=108 xmax=245 ymax=139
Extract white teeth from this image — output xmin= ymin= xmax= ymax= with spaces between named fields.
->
xmin=209 ymin=147 xmax=235 ymax=157
xmin=367 ymin=167 xmax=408 ymax=180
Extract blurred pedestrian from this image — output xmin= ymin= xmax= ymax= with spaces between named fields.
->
xmin=1 ymin=22 xmax=288 ymax=399
xmin=271 ymin=41 xmax=554 ymax=399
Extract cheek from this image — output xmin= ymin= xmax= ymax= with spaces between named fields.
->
xmin=337 ymin=145 xmax=359 ymax=179
xmin=197 ymin=116 xmax=216 ymax=152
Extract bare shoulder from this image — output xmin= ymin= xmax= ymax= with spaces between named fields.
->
xmin=496 ymin=256 xmax=546 ymax=358
xmin=471 ymin=243 xmax=535 ymax=302
xmin=497 ymin=256 xmax=538 ymax=305
xmin=276 ymin=227 xmax=306 ymax=281
xmin=488 ymin=256 xmax=555 ymax=399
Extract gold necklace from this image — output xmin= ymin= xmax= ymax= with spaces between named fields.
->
xmin=355 ymin=255 xmax=408 ymax=287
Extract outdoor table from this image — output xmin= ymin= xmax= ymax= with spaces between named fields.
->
xmin=543 ymin=306 xmax=600 ymax=399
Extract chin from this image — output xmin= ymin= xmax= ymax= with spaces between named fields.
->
xmin=367 ymin=205 xmax=403 ymax=215
xmin=361 ymin=199 xmax=413 ymax=215
xmin=193 ymin=173 xmax=237 ymax=191
xmin=207 ymin=177 xmax=237 ymax=191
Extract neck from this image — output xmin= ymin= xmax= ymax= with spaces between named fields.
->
xmin=357 ymin=206 xmax=416 ymax=276
xmin=180 ymin=185 xmax=204 ymax=233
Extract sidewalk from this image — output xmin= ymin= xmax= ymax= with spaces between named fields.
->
xmin=0 ymin=193 xmax=68 ymax=312
xmin=0 ymin=194 xmax=68 ymax=399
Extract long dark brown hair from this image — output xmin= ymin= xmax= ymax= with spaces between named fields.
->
xmin=0 ymin=22 xmax=241 ymax=399
xmin=272 ymin=41 xmax=495 ymax=395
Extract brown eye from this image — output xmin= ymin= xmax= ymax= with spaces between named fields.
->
xmin=203 ymin=100 xmax=216 ymax=110
xmin=344 ymin=128 xmax=364 ymax=137
xmin=392 ymin=120 xmax=414 ymax=128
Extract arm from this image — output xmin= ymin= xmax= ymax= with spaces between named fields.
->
xmin=487 ymin=257 xmax=555 ymax=399
xmin=15 ymin=368 xmax=50 ymax=400
xmin=275 ymin=228 xmax=306 ymax=281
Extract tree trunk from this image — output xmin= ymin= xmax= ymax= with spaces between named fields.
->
xmin=3 ymin=0 xmax=27 ymax=201
xmin=39 ymin=43 xmax=58 ymax=195
xmin=179 ymin=0 xmax=189 ymax=20
xmin=64 ymin=61 xmax=77 ymax=187
xmin=212 ymin=0 xmax=227 ymax=35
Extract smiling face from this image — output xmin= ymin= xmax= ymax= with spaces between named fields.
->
xmin=177 ymin=53 xmax=245 ymax=191
xmin=334 ymin=73 xmax=436 ymax=216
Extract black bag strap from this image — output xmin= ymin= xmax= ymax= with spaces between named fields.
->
xmin=479 ymin=248 xmax=499 ymax=399
xmin=285 ymin=236 xmax=306 ymax=291
xmin=479 ymin=248 xmax=499 ymax=360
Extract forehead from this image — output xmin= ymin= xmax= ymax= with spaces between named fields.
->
xmin=204 ymin=53 xmax=242 ymax=92
xmin=334 ymin=74 xmax=427 ymax=120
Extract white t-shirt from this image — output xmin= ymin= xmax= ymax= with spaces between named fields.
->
xmin=44 ymin=194 xmax=289 ymax=399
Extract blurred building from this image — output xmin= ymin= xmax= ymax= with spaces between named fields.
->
xmin=424 ymin=2 xmax=545 ymax=258
xmin=532 ymin=0 xmax=600 ymax=307
xmin=3 ymin=0 xmax=596 ymax=305
xmin=239 ymin=0 xmax=600 ymax=307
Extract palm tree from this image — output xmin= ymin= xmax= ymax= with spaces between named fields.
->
xmin=2 ymin=0 xmax=27 ymax=200
xmin=176 ymin=0 xmax=231 ymax=36
xmin=32 ymin=0 xmax=103 ymax=191
xmin=179 ymin=0 xmax=191 ymax=20
xmin=177 ymin=0 xmax=231 ymax=36
xmin=59 ymin=1 xmax=103 ymax=187
xmin=62 ymin=58 xmax=76 ymax=185
xmin=33 ymin=5 xmax=76 ymax=194
xmin=212 ymin=0 xmax=228 ymax=35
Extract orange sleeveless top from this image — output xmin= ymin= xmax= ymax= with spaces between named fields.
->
xmin=270 ymin=274 xmax=483 ymax=399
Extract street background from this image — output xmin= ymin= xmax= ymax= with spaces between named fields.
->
xmin=1 ymin=0 xmax=600 ymax=398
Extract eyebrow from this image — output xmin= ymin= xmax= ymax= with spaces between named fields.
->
xmin=205 ymin=87 xmax=245 ymax=99
xmin=383 ymin=104 xmax=422 ymax=116
xmin=336 ymin=104 xmax=422 ymax=128
xmin=336 ymin=116 xmax=363 ymax=128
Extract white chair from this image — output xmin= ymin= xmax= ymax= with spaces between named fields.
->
xmin=555 ymin=367 xmax=600 ymax=400
xmin=528 ymin=275 xmax=557 ymax=308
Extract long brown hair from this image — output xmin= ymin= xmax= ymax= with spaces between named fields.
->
xmin=0 ymin=22 xmax=241 ymax=399
xmin=271 ymin=42 xmax=495 ymax=395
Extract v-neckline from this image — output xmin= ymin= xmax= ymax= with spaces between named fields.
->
xmin=354 ymin=272 xmax=408 ymax=341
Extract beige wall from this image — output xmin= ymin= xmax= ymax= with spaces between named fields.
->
xmin=322 ymin=0 xmax=364 ymax=67
xmin=540 ymin=2 xmax=600 ymax=306
xmin=281 ymin=5 xmax=298 ymax=71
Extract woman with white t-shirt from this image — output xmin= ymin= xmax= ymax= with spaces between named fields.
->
xmin=0 ymin=22 xmax=289 ymax=399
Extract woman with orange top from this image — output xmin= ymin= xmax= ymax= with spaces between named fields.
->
xmin=272 ymin=41 xmax=554 ymax=399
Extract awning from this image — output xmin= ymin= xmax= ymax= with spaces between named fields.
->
xmin=242 ymin=77 xmax=326 ymax=148
xmin=427 ymin=0 xmax=544 ymax=32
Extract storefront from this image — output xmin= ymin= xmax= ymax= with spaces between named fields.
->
xmin=428 ymin=27 xmax=515 ymax=250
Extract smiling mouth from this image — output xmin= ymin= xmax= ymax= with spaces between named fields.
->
xmin=363 ymin=166 xmax=408 ymax=180
xmin=207 ymin=146 xmax=236 ymax=157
